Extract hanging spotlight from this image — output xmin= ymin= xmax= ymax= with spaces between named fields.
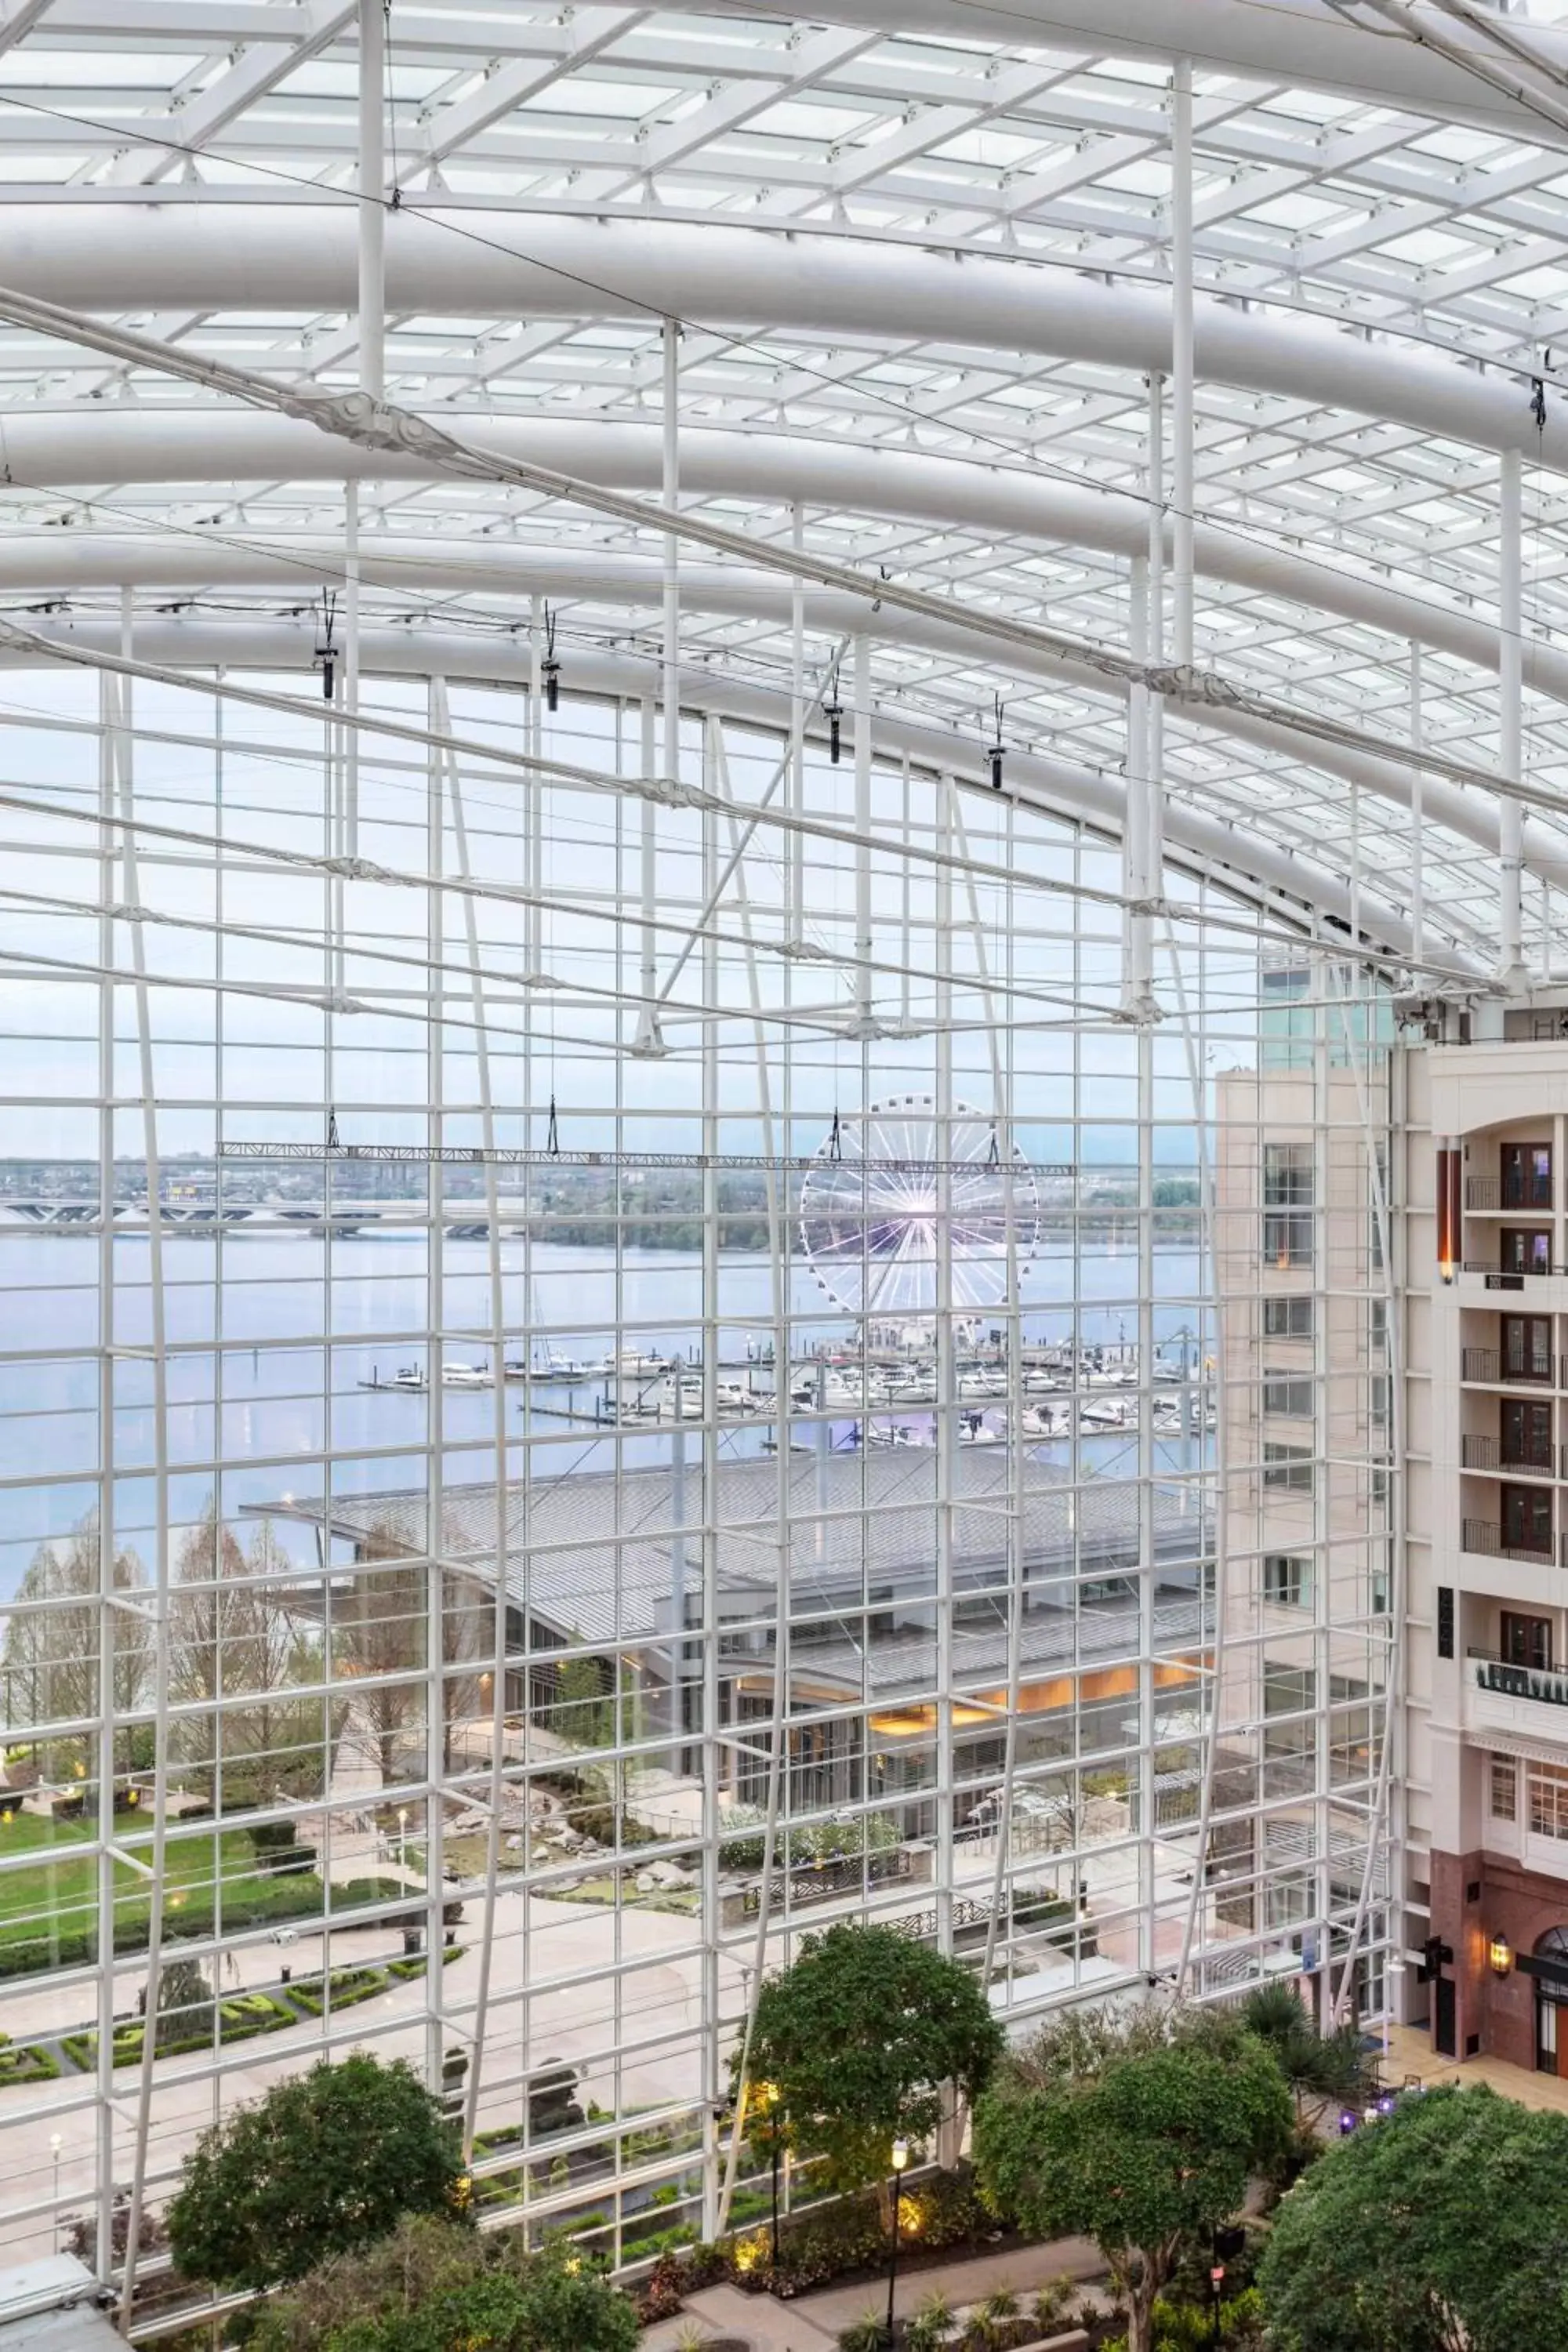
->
xmin=987 ymin=693 xmax=1006 ymax=789
xmin=823 ymin=659 xmax=843 ymax=764
xmin=542 ymin=602 xmax=561 ymax=713
xmin=314 ymin=589 xmax=339 ymax=701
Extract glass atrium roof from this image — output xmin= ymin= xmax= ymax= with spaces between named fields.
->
xmin=3 ymin=1 xmax=1568 ymax=970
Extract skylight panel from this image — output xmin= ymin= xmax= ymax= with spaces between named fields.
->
xmin=1376 ymin=228 xmax=1484 ymax=267
xmin=1253 ymin=89 xmax=1365 ymax=125
xmin=523 ymin=80 xmax=681 ymax=118
xmin=1496 ymin=261 xmax=1568 ymax=300
xmin=743 ymin=99 xmax=883 ymax=140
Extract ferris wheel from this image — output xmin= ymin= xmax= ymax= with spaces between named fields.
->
xmin=797 ymin=1094 xmax=1040 ymax=1319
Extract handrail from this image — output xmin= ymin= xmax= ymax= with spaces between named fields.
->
xmin=1461 ymin=1518 xmax=1558 ymax=1566
xmin=1461 ymin=1259 xmax=1559 ymax=1279
xmin=1460 ymin=1433 xmax=1555 ymax=1474
xmin=1471 ymin=1650 xmax=1568 ymax=1708
xmin=1461 ymin=1348 xmax=1556 ymax=1385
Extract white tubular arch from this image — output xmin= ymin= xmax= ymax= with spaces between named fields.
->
xmin=3 ymin=209 xmax=1566 ymax=468
xmin=2 ymin=411 xmax=1553 ymax=697
xmin=8 ymin=541 xmax=1566 ymax=912
xmin=0 ymin=615 xmax=1441 ymax=963
xmin=714 ymin=0 xmax=1568 ymax=140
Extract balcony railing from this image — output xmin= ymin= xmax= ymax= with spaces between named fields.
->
xmin=1462 ymin=1348 xmax=1557 ymax=1386
xmin=1461 ymin=1434 xmax=1557 ymax=1475
xmin=1472 ymin=1650 xmax=1568 ymax=1709
xmin=1461 ymin=1519 xmax=1563 ymax=1567
xmin=1461 ymin=1259 xmax=1559 ymax=1279
xmin=1467 ymin=1178 xmax=1555 ymax=1212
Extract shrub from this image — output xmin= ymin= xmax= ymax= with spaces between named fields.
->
xmin=285 ymin=1964 xmax=389 ymax=2017
xmin=251 ymin=2216 xmax=640 ymax=2352
xmin=1032 ymin=2276 xmax=1076 ymax=2330
xmin=906 ymin=2288 xmax=955 ymax=2352
xmin=0 ymin=2041 xmax=59 ymax=2083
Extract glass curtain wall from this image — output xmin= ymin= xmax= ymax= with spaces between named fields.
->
xmin=0 ymin=658 xmax=1386 ymax=2316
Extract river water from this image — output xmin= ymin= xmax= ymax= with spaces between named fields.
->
xmin=0 ymin=1232 xmax=1209 ymax=1588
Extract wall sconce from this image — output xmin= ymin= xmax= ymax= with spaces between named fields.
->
xmin=1489 ymin=1934 xmax=1512 ymax=1977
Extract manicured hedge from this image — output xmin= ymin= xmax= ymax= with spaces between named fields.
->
xmin=285 ymin=1964 xmax=389 ymax=2016
xmin=0 ymin=2040 xmax=59 ymax=2082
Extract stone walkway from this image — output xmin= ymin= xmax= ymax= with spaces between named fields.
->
xmin=1383 ymin=2020 xmax=1568 ymax=2113
xmin=643 ymin=2234 xmax=1112 ymax=2352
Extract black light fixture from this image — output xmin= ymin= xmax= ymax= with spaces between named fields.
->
xmin=885 ymin=2136 xmax=909 ymax=2348
xmin=987 ymin=693 xmax=1006 ymax=789
xmin=314 ymin=588 xmax=339 ymax=700
xmin=542 ymin=602 xmax=561 ymax=713
xmin=824 ymin=658 xmax=843 ymax=764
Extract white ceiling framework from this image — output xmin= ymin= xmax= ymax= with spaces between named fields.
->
xmin=5 ymin=2 xmax=1568 ymax=967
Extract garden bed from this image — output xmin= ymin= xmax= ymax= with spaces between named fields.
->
xmin=634 ymin=2167 xmax=1023 ymax=2319
xmin=32 ymin=1944 xmax=466 ymax=2080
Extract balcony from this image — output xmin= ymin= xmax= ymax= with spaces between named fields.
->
xmin=1461 ymin=1519 xmax=1563 ymax=1567
xmin=1470 ymin=1651 xmax=1568 ymax=1711
xmin=1467 ymin=1178 xmax=1555 ymax=1213
xmin=1462 ymin=1348 xmax=1557 ymax=1386
xmin=1461 ymin=1435 xmax=1557 ymax=1477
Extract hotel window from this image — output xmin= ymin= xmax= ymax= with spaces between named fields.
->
xmin=1263 ymin=1443 xmax=1314 ymax=1494
xmin=1501 ymin=1488 xmax=1554 ymax=1562
xmin=1263 ymin=1142 xmax=1313 ymax=1270
xmin=1263 ymin=1554 xmax=1313 ymax=1609
xmin=1502 ymin=1315 xmax=1553 ymax=1381
xmin=1503 ymin=1399 xmax=1553 ymax=1471
xmin=1529 ymin=1760 xmax=1568 ymax=1841
xmin=1502 ymin=1142 xmax=1552 ymax=1210
xmin=1264 ymin=1297 xmax=1314 ymax=1341
xmin=1263 ymin=1142 xmax=1313 ymax=1204
xmin=1501 ymin=1610 xmax=1552 ymax=1671
xmin=1490 ymin=1755 xmax=1518 ymax=1822
xmin=1501 ymin=1229 xmax=1552 ymax=1276
xmin=1262 ymin=1372 xmax=1314 ymax=1418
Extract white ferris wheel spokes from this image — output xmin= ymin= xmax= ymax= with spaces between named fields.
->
xmin=797 ymin=1094 xmax=1040 ymax=1319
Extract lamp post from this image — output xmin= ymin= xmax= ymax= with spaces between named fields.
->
xmin=49 ymin=2132 xmax=60 ymax=2252
xmin=1209 ymin=2263 xmax=1225 ymax=2350
xmin=886 ymin=2137 xmax=909 ymax=2348
xmin=758 ymin=2079 xmax=783 ymax=2268
xmin=397 ymin=1805 xmax=408 ymax=1875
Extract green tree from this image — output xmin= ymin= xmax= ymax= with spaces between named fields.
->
xmin=1239 ymin=1981 xmax=1374 ymax=2117
xmin=739 ymin=1922 xmax=1003 ymax=2194
xmin=1259 ymin=2083 xmax=1568 ymax=2352
xmin=249 ymin=2215 xmax=640 ymax=2352
xmin=973 ymin=2009 xmax=1290 ymax=2352
xmin=167 ymin=2053 xmax=463 ymax=2292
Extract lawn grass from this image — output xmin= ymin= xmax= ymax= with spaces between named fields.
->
xmin=0 ymin=1807 xmax=414 ymax=1974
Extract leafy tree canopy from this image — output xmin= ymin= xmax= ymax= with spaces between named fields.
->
xmin=739 ymin=1922 xmax=1003 ymax=2189
xmin=168 ymin=2053 xmax=463 ymax=2292
xmin=249 ymin=2215 xmax=640 ymax=2352
xmin=1238 ymin=1982 xmax=1373 ymax=2114
xmin=1259 ymin=2083 xmax=1568 ymax=2352
xmin=973 ymin=2005 xmax=1291 ymax=2352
